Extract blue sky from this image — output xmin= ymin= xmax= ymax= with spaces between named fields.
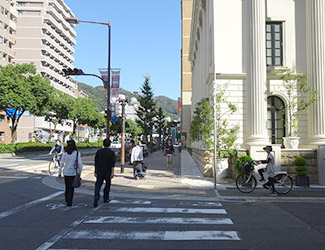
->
xmin=64 ymin=0 xmax=181 ymax=100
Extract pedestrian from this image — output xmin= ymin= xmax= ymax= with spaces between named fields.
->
xmin=257 ymin=145 xmax=277 ymax=196
xmin=129 ymin=139 xmax=135 ymax=165
xmin=130 ymin=141 xmax=144 ymax=179
xmin=93 ymin=138 xmax=116 ymax=207
xmin=178 ymin=140 xmax=182 ymax=153
xmin=165 ymin=139 xmax=175 ymax=168
xmin=58 ymin=140 xmax=82 ymax=207
xmin=49 ymin=139 xmax=64 ymax=165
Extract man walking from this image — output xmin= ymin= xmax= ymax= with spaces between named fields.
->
xmin=94 ymin=138 xmax=115 ymax=207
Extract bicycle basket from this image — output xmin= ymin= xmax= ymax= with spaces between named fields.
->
xmin=242 ymin=162 xmax=252 ymax=173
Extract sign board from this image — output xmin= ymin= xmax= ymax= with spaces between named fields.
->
xmin=111 ymin=88 xmax=120 ymax=98
xmin=111 ymin=71 xmax=120 ymax=88
xmin=99 ymin=69 xmax=109 ymax=88
xmin=111 ymin=115 xmax=118 ymax=122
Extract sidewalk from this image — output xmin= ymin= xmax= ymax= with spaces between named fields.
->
xmin=43 ymin=149 xmax=217 ymax=201
xmin=42 ymin=148 xmax=325 ymax=202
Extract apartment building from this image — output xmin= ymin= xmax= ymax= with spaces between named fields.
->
xmin=10 ymin=0 xmax=79 ymax=142
xmin=180 ymin=0 xmax=193 ymax=149
xmin=0 ymin=0 xmax=17 ymax=143
xmin=0 ymin=0 xmax=17 ymax=66
xmin=13 ymin=0 xmax=76 ymax=96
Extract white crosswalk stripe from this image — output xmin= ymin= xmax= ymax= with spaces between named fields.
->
xmin=40 ymin=198 xmax=241 ymax=249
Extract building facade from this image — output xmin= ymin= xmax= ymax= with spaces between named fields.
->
xmin=10 ymin=0 xmax=80 ymax=142
xmin=0 ymin=0 xmax=17 ymax=143
xmin=181 ymin=0 xmax=193 ymax=148
xmin=188 ymin=0 xmax=325 ymax=184
xmin=13 ymin=0 xmax=77 ymax=96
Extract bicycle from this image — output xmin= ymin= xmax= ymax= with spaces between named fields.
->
xmin=236 ymin=160 xmax=293 ymax=194
xmin=48 ymin=153 xmax=60 ymax=175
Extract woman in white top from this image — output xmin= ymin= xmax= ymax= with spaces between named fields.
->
xmin=58 ymin=140 xmax=82 ymax=207
xmin=131 ymin=141 xmax=143 ymax=178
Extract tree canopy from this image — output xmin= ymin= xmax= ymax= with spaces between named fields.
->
xmin=0 ymin=63 xmax=54 ymax=144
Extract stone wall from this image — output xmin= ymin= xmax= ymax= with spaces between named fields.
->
xmin=281 ymin=149 xmax=318 ymax=184
xmin=189 ymin=147 xmax=319 ymax=184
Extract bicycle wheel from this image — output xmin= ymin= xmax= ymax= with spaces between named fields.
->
xmin=274 ymin=175 xmax=293 ymax=194
xmin=236 ymin=173 xmax=257 ymax=193
xmin=48 ymin=160 xmax=56 ymax=175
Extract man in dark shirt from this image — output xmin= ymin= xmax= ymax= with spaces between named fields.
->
xmin=94 ymin=138 xmax=116 ymax=207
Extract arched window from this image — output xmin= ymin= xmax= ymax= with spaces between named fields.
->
xmin=267 ymin=96 xmax=285 ymax=145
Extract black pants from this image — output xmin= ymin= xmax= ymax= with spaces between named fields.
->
xmin=266 ymin=177 xmax=275 ymax=193
xmin=94 ymin=174 xmax=111 ymax=202
xmin=64 ymin=176 xmax=75 ymax=206
xmin=258 ymin=168 xmax=266 ymax=180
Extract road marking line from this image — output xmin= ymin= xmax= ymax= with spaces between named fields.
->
xmin=36 ymin=206 xmax=101 ymax=250
xmin=84 ymin=216 xmax=233 ymax=225
xmin=107 ymin=207 xmax=227 ymax=214
xmin=180 ymin=201 xmax=222 ymax=207
xmin=0 ymin=176 xmax=29 ymax=179
xmin=109 ymin=199 xmax=151 ymax=205
xmin=64 ymin=230 xmax=241 ymax=240
xmin=0 ymin=191 xmax=63 ymax=220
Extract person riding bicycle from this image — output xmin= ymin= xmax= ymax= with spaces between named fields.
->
xmin=130 ymin=141 xmax=144 ymax=179
xmin=49 ymin=139 xmax=64 ymax=165
xmin=257 ymin=146 xmax=277 ymax=196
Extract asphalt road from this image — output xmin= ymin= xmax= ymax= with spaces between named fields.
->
xmin=1 ymin=150 xmax=325 ymax=250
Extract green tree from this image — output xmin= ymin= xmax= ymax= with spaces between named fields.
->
xmin=190 ymin=85 xmax=239 ymax=159
xmin=135 ymin=75 xmax=157 ymax=150
xmin=155 ymin=107 xmax=166 ymax=148
xmin=126 ymin=119 xmax=143 ymax=137
xmin=45 ymin=91 xmax=75 ymax=143
xmin=70 ymin=97 xmax=97 ymax=141
xmin=276 ymin=67 xmax=318 ymax=137
xmin=0 ymin=63 xmax=54 ymax=144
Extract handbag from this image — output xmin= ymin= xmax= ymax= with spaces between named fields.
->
xmin=72 ymin=151 xmax=81 ymax=188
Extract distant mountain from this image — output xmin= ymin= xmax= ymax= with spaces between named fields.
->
xmin=77 ymin=82 xmax=180 ymax=120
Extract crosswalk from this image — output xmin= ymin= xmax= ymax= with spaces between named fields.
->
xmin=39 ymin=198 xmax=241 ymax=249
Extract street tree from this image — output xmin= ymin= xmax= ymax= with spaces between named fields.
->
xmin=155 ymin=107 xmax=166 ymax=148
xmin=0 ymin=63 xmax=54 ymax=144
xmin=126 ymin=119 xmax=143 ymax=138
xmin=45 ymin=91 xmax=75 ymax=143
xmin=135 ymin=75 xmax=157 ymax=150
xmin=70 ymin=97 xmax=97 ymax=141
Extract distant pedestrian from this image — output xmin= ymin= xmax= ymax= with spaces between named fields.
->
xmin=178 ymin=140 xmax=182 ymax=153
xmin=165 ymin=139 xmax=175 ymax=168
xmin=58 ymin=140 xmax=82 ymax=207
xmin=131 ymin=141 xmax=144 ymax=179
xmin=93 ymin=138 xmax=116 ymax=207
xmin=49 ymin=139 xmax=64 ymax=165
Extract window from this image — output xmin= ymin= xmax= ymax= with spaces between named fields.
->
xmin=267 ymin=96 xmax=285 ymax=145
xmin=266 ymin=22 xmax=283 ymax=66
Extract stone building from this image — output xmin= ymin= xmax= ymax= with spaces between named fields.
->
xmin=186 ymin=0 xmax=325 ymax=184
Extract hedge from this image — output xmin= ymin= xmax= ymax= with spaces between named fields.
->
xmin=0 ymin=142 xmax=102 ymax=154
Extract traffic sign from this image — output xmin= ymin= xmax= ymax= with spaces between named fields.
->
xmin=111 ymin=115 xmax=118 ymax=122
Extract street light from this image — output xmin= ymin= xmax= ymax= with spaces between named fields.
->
xmin=117 ymin=95 xmax=127 ymax=173
xmin=65 ymin=17 xmax=112 ymax=139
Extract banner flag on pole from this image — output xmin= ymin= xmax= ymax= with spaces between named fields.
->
xmin=99 ymin=69 xmax=109 ymax=88
xmin=111 ymin=71 xmax=120 ymax=88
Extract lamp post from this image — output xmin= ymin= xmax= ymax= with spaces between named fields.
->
xmin=118 ymin=96 xmax=127 ymax=173
xmin=65 ymin=17 xmax=111 ymax=139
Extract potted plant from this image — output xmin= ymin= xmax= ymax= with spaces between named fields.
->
xmin=294 ymin=156 xmax=309 ymax=187
xmin=235 ymin=155 xmax=253 ymax=173
xmin=276 ymin=67 xmax=318 ymax=149
xmin=190 ymin=84 xmax=239 ymax=178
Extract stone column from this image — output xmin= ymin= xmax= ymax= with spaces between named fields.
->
xmin=245 ymin=0 xmax=269 ymax=145
xmin=306 ymin=0 xmax=325 ymax=145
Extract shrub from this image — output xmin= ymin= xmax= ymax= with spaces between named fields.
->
xmin=294 ymin=157 xmax=307 ymax=176
xmin=294 ymin=157 xmax=306 ymax=166
xmin=0 ymin=144 xmax=15 ymax=154
xmin=235 ymin=155 xmax=253 ymax=172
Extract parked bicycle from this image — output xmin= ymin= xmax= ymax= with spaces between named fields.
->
xmin=236 ymin=160 xmax=293 ymax=194
xmin=48 ymin=153 xmax=60 ymax=175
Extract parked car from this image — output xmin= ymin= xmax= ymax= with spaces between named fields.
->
xmin=110 ymin=141 xmax=121 ymax=149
